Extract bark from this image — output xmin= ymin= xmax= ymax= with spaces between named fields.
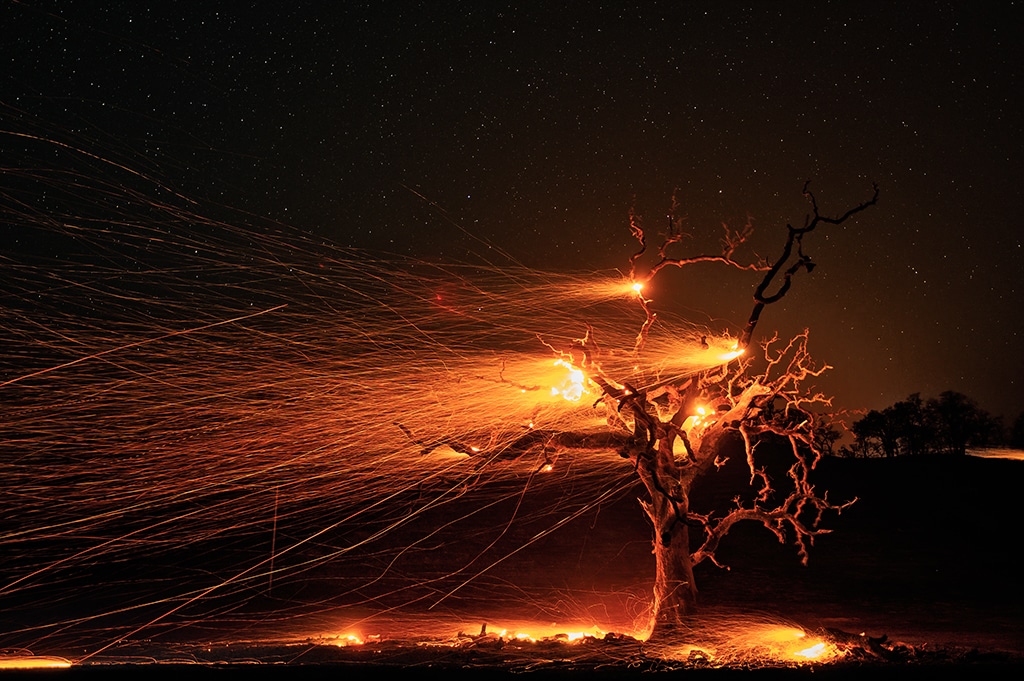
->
xmin=636 ymin=381 xmax=770 ymax=640
xmin=643 ymin=487 xmax=698 ymax=640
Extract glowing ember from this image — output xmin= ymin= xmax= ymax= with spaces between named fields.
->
xmin=492 ymin=624 xmax=608 ymax=643
xmin=0 ymin=656 xmax=72 ymax=670
xmin=332 ymin=634 xmax=364 ymax=647
xmin=794 ymin=641 xmax=828 ymax=659
xmin=551 ymin=359 xmax=591 ymax=402
xmin=718 ymin=346 xmax=745 ymax=362
xmin=742 ymin=625 xmax=841 ymax=664
xmin=683 ymin=405 xmax=714 ymax=432
xmin=661 ymin=620 xmax=843 ymax=666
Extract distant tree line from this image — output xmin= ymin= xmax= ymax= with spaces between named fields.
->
xmin=840 ymin=391 xmax=1019 ymax=458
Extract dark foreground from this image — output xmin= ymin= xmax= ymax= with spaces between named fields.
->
xmin=2 ymin=640 xmax=1021 ymax=680
xmin=3 ymin=630 xmax=1023 ymax=679
xmin=3 ymin=454 xmax=1022 ymax=677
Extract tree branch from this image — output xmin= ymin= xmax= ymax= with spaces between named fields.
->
xmin=738 ymin=182 xmax=879 ymax=349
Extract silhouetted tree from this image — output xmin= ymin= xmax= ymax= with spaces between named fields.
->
xmin=850 ymin=391 xmax=997 ymax=457
xmin=812 ymin=422 xmax=842 ymax=457
xmin=887 ymin=393 xmax=929 ymax=457
xmin=1011 ymin=412 xmax=1024 ymax=449
xmin=851 ymin=408 xmax=898 ymax=457
xmin=927 ymin=391 xmax=994 ymax=456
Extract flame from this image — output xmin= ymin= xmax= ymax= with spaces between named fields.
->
xmin=0 ymin=657 xmax=72 ymax=670
xmin=794 ymin=641 xmax=828 ymax=659
xmin=718 ymin=348 xmax=744 ymax=362
xmin=550 ymin=359 xmax=590 ymax=402
xmin=749 ymin=626 xmax=841 ymax=663
xmin=682 ymin=404 xmax=714 ymax=432
xmin=663 ymin=622 xmax=842 ymax=666
xmin=577 ymin=276 xmax=647 ymax=300
xmin=487 ymin=624 xmax=607 ymax=643
xmin=718 ymin=341 xmax=744 ymax=363
xmin=331 ymin=633 xmax=365 ymax=647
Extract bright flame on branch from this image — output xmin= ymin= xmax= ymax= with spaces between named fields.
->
xmin=717 ymin=344 xmax=745 ymax=363
xmin=551 ymin=359 xmax=590 ymax=402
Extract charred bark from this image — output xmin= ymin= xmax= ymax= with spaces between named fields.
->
xmin=646 ymin=503 xmax=698 ymax=638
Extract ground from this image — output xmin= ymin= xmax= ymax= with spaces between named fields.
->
xmin=2 ymin=454 xmax=1022 ymax=677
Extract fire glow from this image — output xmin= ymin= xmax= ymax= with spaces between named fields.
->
xmin=0 ymin=216 xmax=746 ymax=656
xmin=0 ymin=656 xmax=72 ymax=670
xmin=665 ymin=621 xmax=842 ymax=666
xmin=0 ymin=129 xmax=864 ymax=665
xmin=550 ymin=359 xmax=590 ymax=402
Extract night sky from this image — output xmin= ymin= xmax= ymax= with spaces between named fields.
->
xmin=4 ymin=1 xmax=1022 ymax=420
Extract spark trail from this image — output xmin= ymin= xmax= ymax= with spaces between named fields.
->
xmin=0 ymin=134 xmax=744 ymax=655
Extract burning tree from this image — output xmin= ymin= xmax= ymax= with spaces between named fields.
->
xmin=0 ymin=138 xmax=878 ymax=651
xmin=558 ymin=183 xmax=879 ymax=640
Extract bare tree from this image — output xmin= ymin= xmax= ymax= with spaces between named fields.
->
xmin=578 ymin=183 xmax=879 ymax=639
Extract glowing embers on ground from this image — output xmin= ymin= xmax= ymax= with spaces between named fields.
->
xmin=0 ymin=654 xmax=72 ymax=670
xmin=450 ymin=622 xmax=612 ymax=645
xmin=661 ymin=618 xmax=844 ymax=666
xmin=319 ymin=619 xmax=844 ymax=668
xmin=328 ymin=633 xmax=371 ymax=647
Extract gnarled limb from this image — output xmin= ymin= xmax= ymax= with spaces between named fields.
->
xmin=738 ymin=183 xmax=879 ymax=349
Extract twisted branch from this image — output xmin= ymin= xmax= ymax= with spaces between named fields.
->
xmin=738 ymin=182 xmax=879 ymax=349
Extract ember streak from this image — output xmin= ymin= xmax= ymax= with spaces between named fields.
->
xmin=0 ymin=130 xmax=751 ymax=654
xmin=1 ymin=125 xmax=876 ymax=667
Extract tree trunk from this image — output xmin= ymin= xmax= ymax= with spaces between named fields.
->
xmin=638 ymin=455 xmax=698 ymax=641
xmin=648 ymin=510 xmax=698 ymax=640
xmin=627 ymin=383 xmax=762 ymax=641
